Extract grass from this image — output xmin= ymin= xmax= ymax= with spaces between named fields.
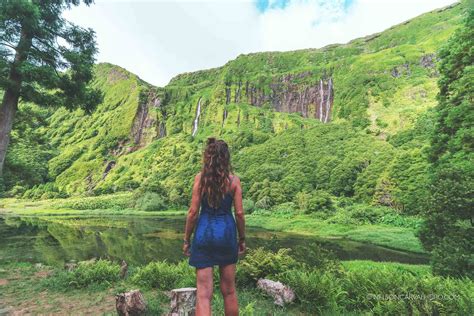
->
xmin=1 ymin=258 xmax=471 ymax=315
xmin=245 ymin=212 xmax=425 ymax=253
xmin=0 ymin=197 xmax=187 ymax=217
xmin=0 ymin=261 xmax=305 ymax=315
xmin=341 ymin=260 xmax=432 ymax=276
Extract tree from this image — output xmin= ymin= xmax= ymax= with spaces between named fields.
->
xmin=418 ymin=1 xmax=473 ymax=278
xmin=0 ymin=0 xmax=102 ymax=177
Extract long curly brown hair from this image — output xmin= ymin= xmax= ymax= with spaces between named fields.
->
xmin=199 ymin=137 xmax=233 ymax=209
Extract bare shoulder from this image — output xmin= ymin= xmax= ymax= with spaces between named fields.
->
xmin=231 ymin=174 xmax=241 ymax=187
xmin=194 ymin=172 xmax=202 ymax=184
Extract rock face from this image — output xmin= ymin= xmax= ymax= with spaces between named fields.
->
xmin=420 ymin=53 xmax=437 ymax=68
xmin=256 ymin=278 xmax=296 ymax=307
xmin=130 ymin=89 xmax=166 ymax=150
xmin=116 ymin=290 xmax=147 ymax=316
xmin=226 ymin=72 xmax=334 ymax=122
xmin=168 ymin=287 xmax=197 ymax=316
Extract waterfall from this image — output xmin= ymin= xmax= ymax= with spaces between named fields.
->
xmin=319 ymin=79 xmax=324 ymax=122
xmin=192 ymin=97 xmax=202 ymax=136
xmin=221 ymin=109 xmax=227 ymax=129
xmin=324 ymin=77 xmax=332 ymax=123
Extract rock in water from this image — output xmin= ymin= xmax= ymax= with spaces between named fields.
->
xmin=168 ymin=287 xmax=197 ymax=316
xmin=256 ymin=278 xmax=295 ymax=307
xmin=116 ymin=290 xmax=147 ymax=316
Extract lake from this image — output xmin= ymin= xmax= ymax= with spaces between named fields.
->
xmin=0 ymin=214 xmax=428 ymax=266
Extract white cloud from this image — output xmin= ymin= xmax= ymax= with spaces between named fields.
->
xmin=62 ymin=0 xmax=458 ymax=86
xmin=258 ymin=0 xmax=457 ymax=51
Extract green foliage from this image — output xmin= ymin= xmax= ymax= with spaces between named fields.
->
xmin=340 ymin=264 xmax=474 ymax=315
xmin=4 ymin=3 xmax=466 ymax=204
xmin=429 ymin=227 xmax=473 ymax=279
xmin=0 ymin=0 xmax=102 ymax=110
xmin=52 ymin=192 xmax=133 ymax=210
xmin=242 ymin=198 xmax=255 ymax=214
xmin=42 ymin=259 xmax=120 ymax=290
xmin=131 ymin=260 xmax=195 ymax=290
xmin=325 ymin=204 xmax=423 ymax=229
xmin=22 ymin=182 xmax=68 ymax=200
xmin=419 ymin=4 xmax=474 ymax=278
xmin=236 ymin=247 xmax=299 ymax=287
xmin=134 ymin=192 xmax=167 ymax=211
xmin=2 ymin=104 xmax=54 ymax=194
xmin=279 ymin=268 xmax=345 ymax=313
xmin=305 ymin=190 xmax=335 ymax=214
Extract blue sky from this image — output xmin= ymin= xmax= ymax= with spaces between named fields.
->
xmin=255 ymin=0 xmax=355 ymax=12
xmin=63 ymin=0 xmax=457 ymax=86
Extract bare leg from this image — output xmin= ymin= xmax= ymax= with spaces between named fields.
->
xmin=196 ymin=266 xmax=213 ymax=316
xmin=219 ymin=263 xmax=238 ymax=316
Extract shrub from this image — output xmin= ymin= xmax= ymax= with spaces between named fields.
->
xmin=236 ymin=247 xmax=299 ymax=287
xmin=7 ymin=185 xmax=26 ymax=197
xmin=42 ymin=260 xmax=121 ymax=290
xmin=271 ymin=201 xmax=297 ymax=213
xmin=295 ymin=191 xmax=311 ymax=211
xmin=255 ymin=196 xmax=271 ymax=210
xmin=134 ymin=192 xmax=167 ymax=211
xmin=279 ymin=268 xmax=345 ymax=314
xmin=346 ymin=204 xmax=391 ymax=224
xmin=430 ymin=228 xmax=474 ymax=279
xmin=131 ymin=260 xmax=194 ymax=290
xmin=340 ymin=266 xmax=474 ymax=315
xmin=242 ymin=199 xmax=255 ymax=214
xmin=268 ymin=202 xmax=298 ymax=219
xmin=306 ymin=190 xmax=335 ymax=214
xmin=52 ymin=192 xmax=133 ymax=210
xmin=23 ymin=182 xmax=68 ymax=200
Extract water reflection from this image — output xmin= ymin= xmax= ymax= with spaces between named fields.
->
xmin=0 ymin=215 xmax=428 ymax=266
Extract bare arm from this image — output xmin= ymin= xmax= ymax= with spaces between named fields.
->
xmin=232 ymin=175 xmax=245 ymax=241
xmin=184 ymin=173 xmax=202 ymax=242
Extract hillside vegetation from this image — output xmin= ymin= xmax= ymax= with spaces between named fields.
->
xmin=2 ymin=3 xmax=464 ymax=218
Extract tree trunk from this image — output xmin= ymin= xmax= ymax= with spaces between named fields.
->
xmin=0 ymin=29 xmax=32 ymax=177
xmin=0 ymin=90 xmax=19 ymax=177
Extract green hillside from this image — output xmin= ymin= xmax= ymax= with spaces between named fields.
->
xmin=3 ymin=2 xmax=465 ymax=214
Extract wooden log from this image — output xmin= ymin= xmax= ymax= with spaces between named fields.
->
xmin=168 ymin=287 xmax=197 ymax=316
xmin=116 ymin=289 xmax=147 ymax=316
xmin=256 ymin=278 xmax=295 ymax=307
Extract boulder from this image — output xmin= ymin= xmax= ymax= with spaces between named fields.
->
xmin=116 ymin=290 xmax=147 ymax=316
xmin=256 ymin=278 xmax=295 ymax=307
xmin=168 ymin=287 xmax=197 ymax=316
xmin=64 ymin=262 xmax=77 ymax=272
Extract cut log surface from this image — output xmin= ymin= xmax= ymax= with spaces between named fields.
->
xmin=168 ymin=287 xmax=197 ymax=316
xmin=116 ymin=289 xmax=147 ymax=316
xmin=256 ymin=278 xmax=296 ymax=307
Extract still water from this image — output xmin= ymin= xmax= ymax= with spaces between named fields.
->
xmin=0 ymin=214 xmax=428 ymax=266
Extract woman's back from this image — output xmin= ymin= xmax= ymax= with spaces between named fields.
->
xmin=189 ymin=175 xmax=238 ymax=268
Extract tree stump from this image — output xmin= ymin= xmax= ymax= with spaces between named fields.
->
xmin=168 ymin=287 xmax=197 ymax=316
xmin=256 ymin=278 xmax=295 ymax=307
xmin=116 ymin=289 xmax=147 ymax=316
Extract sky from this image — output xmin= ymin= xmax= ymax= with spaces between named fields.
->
xmin=62 ymin=0 xmax=457 ymax=86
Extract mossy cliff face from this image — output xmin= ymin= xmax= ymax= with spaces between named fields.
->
xmin=5 ymin=3 xmax=466 ymax=212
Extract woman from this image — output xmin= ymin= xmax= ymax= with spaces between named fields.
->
xmin=183 ymin=137 xmax=246 ymax=316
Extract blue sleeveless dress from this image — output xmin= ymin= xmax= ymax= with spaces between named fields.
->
xmin=189 ymin=176 xmax=238 ymax=268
